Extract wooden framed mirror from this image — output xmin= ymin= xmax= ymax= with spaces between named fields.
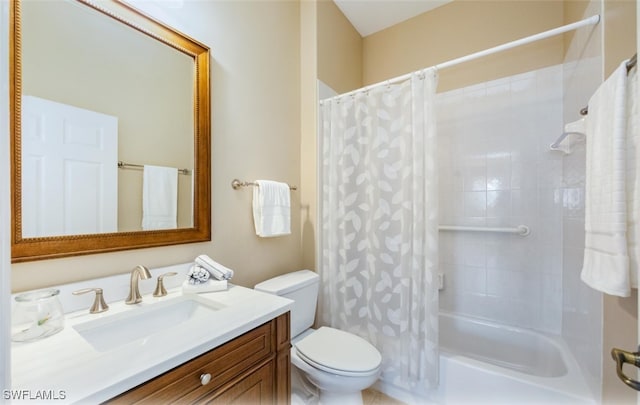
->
xmin=10 ymin=0 xmax=211 ymax=262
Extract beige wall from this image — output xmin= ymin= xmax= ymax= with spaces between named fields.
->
xmin=300 ymin=0 xmax=318 ymax=272
xmin=604 ymin=292 xmax=638 ymax=404
xmin=12 ymin=0 xmax=302 ymax=292
xmin=363 ymin=1 xmax=564 ymax=92
xmin=602 ymin=1 xmax=637 ymax=403
xmin=317 ymin=0 xmax=362 ymax=93
xmin=21 ymin=0 xmax=194 ymax=231
xmin=563 ymin=0 xmax=600 ymax=62
xmin=604 ymin=0 xmax=637 ymax=76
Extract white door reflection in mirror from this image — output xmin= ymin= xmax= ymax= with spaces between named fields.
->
xmin=21 ymin=96 xmax=118 ymax=237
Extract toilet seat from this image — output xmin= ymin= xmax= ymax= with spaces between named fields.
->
xmin=294 ymin=327 xmax=382 ymax=377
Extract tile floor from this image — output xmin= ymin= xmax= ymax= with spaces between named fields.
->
xmin=362 ymin=388 xmax=407 ymax=405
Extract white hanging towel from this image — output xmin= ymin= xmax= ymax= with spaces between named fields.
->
xmin=626 ymin=66 xmax=639 ymax=290
xmin=581 ymin=60 xmax=631 ymax=297
xmin=252 ymin=180 xmax=291 ymax=237
xmin=141 ymin=165 xmax=178 ymax=230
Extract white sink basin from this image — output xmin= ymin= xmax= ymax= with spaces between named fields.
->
xmin=73 ymin=295 xmax=225 ymax=352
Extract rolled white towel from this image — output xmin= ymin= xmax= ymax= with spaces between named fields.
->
xmin=186 ymin=264 xmax=211 ymax=285
xmin=195 ymin=255 xmax=234 ymax=281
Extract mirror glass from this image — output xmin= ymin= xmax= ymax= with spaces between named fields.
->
xmin=11 ymin=0 xmax=211 ymax=261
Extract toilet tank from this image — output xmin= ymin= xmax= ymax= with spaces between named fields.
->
xmin=254 ymin=270 xmax=319 ymax=339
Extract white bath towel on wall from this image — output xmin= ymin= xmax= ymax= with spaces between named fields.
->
xmin=581 ymin=61 xmax=632 ymax=297
xmin=142 ymin=165 xmax=178 ymax=230
xmin=252 ymin=180 xmax=291 ymax=237
xmin=626 ymin=67 xmax=639 ymax=289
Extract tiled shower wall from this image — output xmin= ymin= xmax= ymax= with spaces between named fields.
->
xmin=559 ymin=1 xmax=602 ymax=396
xmin=560 ymin=27 xmax=603 ymax=404
xmin=437 ymin=64 xmax=565 ymax=333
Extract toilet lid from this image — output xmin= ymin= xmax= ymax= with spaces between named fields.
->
xmin=294 ymin=327 xmax=382 ymax=376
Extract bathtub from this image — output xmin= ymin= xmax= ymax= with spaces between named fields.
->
xmin=375 ymin=312 xmax=597 ymax=404
xmin=439 ymin=311 xmax=568 ymax=378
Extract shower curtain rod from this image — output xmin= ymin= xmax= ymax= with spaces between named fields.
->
xmin=324 ymin=14 xmax=600 ymax=101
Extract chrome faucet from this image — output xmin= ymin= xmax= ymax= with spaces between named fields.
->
xmin=125 ymin=265 xmax=152 ymax=304
xmin=73 ymin=287 xmax=110 ymax=313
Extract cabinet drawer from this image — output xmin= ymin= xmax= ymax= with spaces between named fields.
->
xmin=182 ymin=360 xmax=275 ymax=405
xmin=110 ymin=320 xmax=274 ymax=404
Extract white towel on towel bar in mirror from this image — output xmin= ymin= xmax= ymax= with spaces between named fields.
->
xmin=142 ymin=165 xmax=178 ymax=230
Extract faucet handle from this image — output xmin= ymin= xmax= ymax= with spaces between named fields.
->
xmin=153 ymin=272 xmax=178 ymax=297
xmin=73 ymin=288 xmax=109 ymax=314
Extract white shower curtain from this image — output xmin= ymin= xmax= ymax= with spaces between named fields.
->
xmin=318 ymin=69 xmax=439 ymax=391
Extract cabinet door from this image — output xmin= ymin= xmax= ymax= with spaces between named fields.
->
xmin=275 ymin=312 xmax=291 ymax=404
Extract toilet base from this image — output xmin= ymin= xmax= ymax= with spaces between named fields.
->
xmin=291 ymin=357 xmax=375 ymax=405
xmin=292 ymin=363 xmax=319 ymax=405
xmin=318 ymin=390 xmax=363 ymax=405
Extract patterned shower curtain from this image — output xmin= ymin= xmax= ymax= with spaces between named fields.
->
xmin=318 ymin=68 xmax=439 ymax=392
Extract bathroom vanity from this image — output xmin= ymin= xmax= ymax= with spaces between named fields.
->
xmin=110 ymin=313 xmax=290 ymax=403
xmin=11 ymin=282 xmax=293 ymax=403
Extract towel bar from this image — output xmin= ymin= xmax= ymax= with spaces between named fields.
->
xmin=231 ymin=179 xmax=297 ymax=191
xmin=118 ymin=161 xmax=190 ymax=175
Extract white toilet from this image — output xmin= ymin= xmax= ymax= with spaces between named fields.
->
xmin=255 ymin=270 xmax=382 ymax=405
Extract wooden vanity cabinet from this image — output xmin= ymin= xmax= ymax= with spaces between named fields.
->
xmin=109 ymin=312 xmax=290 ymax=404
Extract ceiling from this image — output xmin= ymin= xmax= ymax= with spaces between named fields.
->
xmin=333 ymin=0 xmax=454 ymax=37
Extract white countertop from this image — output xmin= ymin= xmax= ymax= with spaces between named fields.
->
xmin=11 ymin=284 xmax=292 ymax=404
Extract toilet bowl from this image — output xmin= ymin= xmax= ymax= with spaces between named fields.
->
xmin=255 ymin=270 xmax=382 ymax=405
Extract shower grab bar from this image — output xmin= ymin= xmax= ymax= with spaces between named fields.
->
xmin=439 ymin=225 xmax=530 ymax=236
